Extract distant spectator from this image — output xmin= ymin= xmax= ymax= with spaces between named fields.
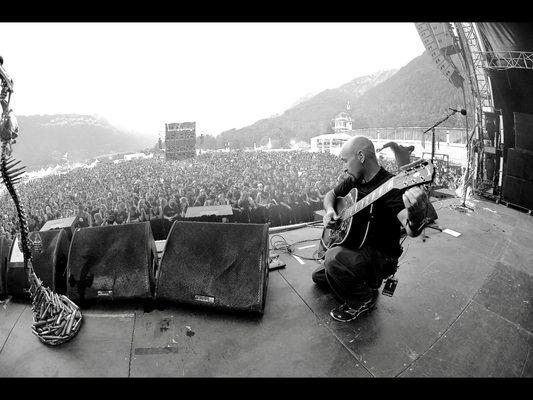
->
xmin=74 ymin=203 xmax=91 ymax=228
xmin=179 ymin=197 xmax=189 ymax=218
xmin=93 ymin=212 xmax=104 ymax=227
xmin=163 ymin=199 xmax=180 ymax=221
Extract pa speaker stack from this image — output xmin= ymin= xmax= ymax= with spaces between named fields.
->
xmin=156 ymin=221 xmax=269 ymax=314
xmin=503 ymin=112 xmax=533 ymax=210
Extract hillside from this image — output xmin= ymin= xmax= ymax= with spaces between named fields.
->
xmin=13 ymin=114 xmax=154 ymax=170
xmin=350 ymin=52 xmax=468 ymax=128
xmin=215 ymin=70 xmax=397 ymax=149
xmin=213 ymin=51 xmax=468 ymax=149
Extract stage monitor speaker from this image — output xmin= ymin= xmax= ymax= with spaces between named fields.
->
xmin=6 ymin=230 xmax=70 ymax=298
xmin=514 ymin=112 xmax=533 ymax=152
xmin=503 ymin=175 xmax=533 ymax=210
xmin=40 ymin=216 xmax=77 ymax=240
xmin=0 ymin=237 xmax=12 ymax=300
xmin=66 ymin=222 xmax=157 ymax=303
xmin=506 ymin=148 xmax=533 ymax=181
xmin=155 ymin=221 xmax=269 ymax=314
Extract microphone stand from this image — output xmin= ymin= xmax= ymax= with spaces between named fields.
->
xmin=452 ymin=125 xmax=477 ymax=213
xmin=419 ymin=110 xmax=460 ymax=240
xmin=422 ymin=109 xmax=457 ymax=165
xmin=423 ymin=110 xmax=473 ymax=215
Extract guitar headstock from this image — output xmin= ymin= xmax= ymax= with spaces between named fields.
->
xmin=0 ymin=56 xmax=14 ymax=93
xmin=392 ymin=159 xmax=435 ymax=190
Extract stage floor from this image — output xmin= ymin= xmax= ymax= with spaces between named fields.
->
xmin=1 ymin=194 xmax=533 ymax=377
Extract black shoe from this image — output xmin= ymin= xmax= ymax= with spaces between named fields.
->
xmin=329 ymin=295 xmax=377 ymax=323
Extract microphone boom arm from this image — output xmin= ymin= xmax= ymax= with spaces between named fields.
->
xmin=422 ymin=109 xmax=457 ymax=135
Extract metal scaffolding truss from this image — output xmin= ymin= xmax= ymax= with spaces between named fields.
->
xmin=473 ymin=50 xmax=533 ymax=70
xmin=455 ymin=23 xmax=494 ymax=111
xmin=453 ymin=23 xmax=503 ymax=199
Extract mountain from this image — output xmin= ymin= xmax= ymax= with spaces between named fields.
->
xmin=288 ymin=91 xmax=318 ymax=109
xmin=349 ymin=53 xmax=468 ymax=128
xmin=338 ymin=69 xmax=398 ymax=97
xmin=13 ymin=114 xmax=154 ymax=170
xmin=213 ymin=52 xmax=468 ymax=149
xmin=215 ymin=69 xmax=397 ymax=149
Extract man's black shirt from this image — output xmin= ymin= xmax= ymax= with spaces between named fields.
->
xmin=333 ymin=167 xmax=405 ymax=258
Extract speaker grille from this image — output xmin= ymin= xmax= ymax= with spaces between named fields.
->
xmin=506 ymin=148 xmax=533 ymax=181
xmin=503 ymin=175 xmax=533 ymax=210
xmin=67 ymin=222 xmax=156 ymax=302
xmin=156 ymin=222 xmax=269 ymax=313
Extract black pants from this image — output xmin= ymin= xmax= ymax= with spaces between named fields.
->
xmin=312 ymin=245 xmax=398 ymax=308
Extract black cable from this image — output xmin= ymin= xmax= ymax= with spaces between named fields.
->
xmin=290 ymin=238 xmax=324 ymax=261
xmin=269 ymin=234 xmax=323 ymax=261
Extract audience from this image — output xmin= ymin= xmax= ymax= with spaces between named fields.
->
xmin=0 ymin=150 xmax=463 ymax=240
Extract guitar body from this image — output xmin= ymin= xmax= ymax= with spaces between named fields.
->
xmin=320 ymin=189 xmax=374 ymax=251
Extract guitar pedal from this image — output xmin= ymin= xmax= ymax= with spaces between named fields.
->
xmin=382 ymin=276 xmax=398 ymax=297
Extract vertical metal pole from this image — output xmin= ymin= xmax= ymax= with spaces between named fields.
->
xmin=431 ymin=128 xmax=436 ymax=163
xmin=497 ymin=111 xmax=504 ymax=195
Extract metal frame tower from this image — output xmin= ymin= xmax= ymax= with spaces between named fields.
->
xmin=454 ymin=23 xmax=502 ymax=199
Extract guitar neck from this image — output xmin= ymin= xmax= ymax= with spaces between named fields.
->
xmin=338 ymin=160 xmax=434 ymax=222
xmin=344 ymin=178 xmax=395 ymax=220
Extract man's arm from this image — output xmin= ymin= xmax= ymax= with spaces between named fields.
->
xmin=323 ymin=177 xmax=356 ymax=228
xmin=279 ymin=201 xmax=291 ymax=209
xmin=323 ymin=190 xmax=336 ymax=215
xmin=397 ymin=186 xmax=437 ymax=237
xmin=322 ymin=190 xmax=338 ymax=228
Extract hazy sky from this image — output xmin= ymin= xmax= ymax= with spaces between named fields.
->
xmin=0 ymin=23 xmax=425 ymax=138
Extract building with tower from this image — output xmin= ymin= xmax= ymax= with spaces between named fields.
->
xmin=310 ymin=101 xmax=354 ymax=155
xmin=332 ymin=100 xmax=353 ymax=133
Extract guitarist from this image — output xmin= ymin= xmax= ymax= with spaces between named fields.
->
xmin=312 ymin=136 xmax=435 ymax=322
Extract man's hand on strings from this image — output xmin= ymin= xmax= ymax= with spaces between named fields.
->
xmin=402 ymin=186 xmax=428 ymax=226
xmin=323 ymin=209 xmax=339 ymax=229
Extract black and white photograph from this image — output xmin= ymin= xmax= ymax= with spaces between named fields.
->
xmin=0 ymin=20 xmax=532 ymax=380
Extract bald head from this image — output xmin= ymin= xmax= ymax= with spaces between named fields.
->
xmin=339 ymin=136 xmax=379 ymax=181
xmin=340 ymin=136 xmax=376 ymax=161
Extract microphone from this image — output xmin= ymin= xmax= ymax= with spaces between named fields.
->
xmin=450 ymin=108 xmax=467 ymax=116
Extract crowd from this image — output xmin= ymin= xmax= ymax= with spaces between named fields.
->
xmin=433 ymin=161 xmax=463 ymax=190
xmin=0 ymin=149 xmax=464 ymax=241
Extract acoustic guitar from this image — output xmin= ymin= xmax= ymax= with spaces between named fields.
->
xmin=320 ymin=159 xmax=435 ymax=251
